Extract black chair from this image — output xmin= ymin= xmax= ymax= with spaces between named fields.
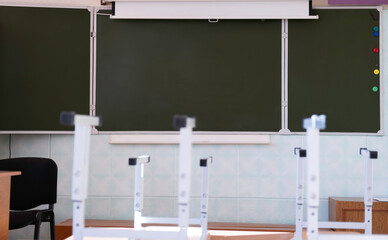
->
xmin=0 ymin=157 xmax=58 ymax=240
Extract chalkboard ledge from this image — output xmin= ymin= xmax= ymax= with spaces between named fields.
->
xmin=109 ymin=134 xmax=271 ymax=145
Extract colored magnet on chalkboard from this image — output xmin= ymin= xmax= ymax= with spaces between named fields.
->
xmin=373 ymin=86 xmax=378 ymax=92
xmin=373 ymin=48 xmax=379 ymax=53
xmin=374 ymin=31 xmax=379 ymax=37
xmin=374 ymin=69 xmax=380 ymax=75
xmin=373 ymin=26 xmax=379 ymax=32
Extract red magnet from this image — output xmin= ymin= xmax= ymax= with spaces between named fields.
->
xmin=373 ymin=48 xmax=379 ymax=53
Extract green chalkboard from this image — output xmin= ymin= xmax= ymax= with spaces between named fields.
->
xmin=96 ymin=17 xmax=282 ymax=131
xmin=289 ymin=9 xmax=380 ymax=133
xmin=0 ymin=7 xmax=380 ymax=133
xmin=0 ymin=6 xmax=90 ymax=131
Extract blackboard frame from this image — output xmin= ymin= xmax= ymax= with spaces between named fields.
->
xmin=0 ymin=5 xmax=383 ymax=136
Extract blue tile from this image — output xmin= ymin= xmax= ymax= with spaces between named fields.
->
xmin=85 ymin=198 xmax=111 ymax=219
xmin=237 ymin=198 xmax=328 ymax=225
xmin=209 ymin=174 xmax=238 ymax=197
xmin=189 ymin=198 xmax=202 ymax=219
xmin=374 ymin=177 xmax=388 ymax=197
xmin=207 ymin=145 xmax=238 ymax=198
xmin=321 ymin=176 xmax=364 ymax=198
xmin=301 ymin=200 xmax=329 ymax=222
xmin=271 ymin=135 xmax=303 ymax=159
xmin=143 ymin=146 xmax=177 ymax=197
xmin=169 ymin=197 xmax=203 ymax=218
xmin=239 ymin=144 xmax=281 ymax=178
xmin=142 ymin=197 xmax=175 ymax=217
xmin=210 ymin=145 xmax=239 ymax=177
xmin=88 ymin=155 xmax=112 ymax=196
xmin=238 ymin=177 xmax=262 ymax=197
xmin=208 ymin=198 xmax=238 ymax=222
xmin=192 ymin=145 xmax=217 ymax=160
xmin=238 ymin=145 xmax=263 ymax=178
xmin=111 ymin=155 xmax=135 ymax=197
xmin=90 ymin=135 xmax=111 ymax=158
xmin=367 ymin=136 xmax=388 ymax=178
xmin=111 ymin=144 xmax=176 ymax=197
xmin=238 ymin=140 xmax=297 ymax=198
xmin=239 ymin=176 xmax=295 ymax=198
xmin=56 ymin=197 xmax=73 ymax=223
xmin=190 ymin=162 xmax=211 ymax=197
xmin=111 ymin=144 xmax=154 ymax=160
xmin=191 ymin=145 xmax=217 ymax=197
xmin=51 ymin=135 xmax=74 ymax=155
xmin=238 ymin=198 xmax=295 ymax=224
xmin=111 ymin=197 xmax=134 ymax=220
xmin=321 ymin=155 xmax=364 ymax=179
xmin=11 ymin=135 xmax=50 ymax=157
xmin=51 ymin=153 xmax=73 ymax=196
xmin=320 ymin=136 xmax=366 ymax=160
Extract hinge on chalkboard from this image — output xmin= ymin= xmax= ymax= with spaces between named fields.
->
xmin=282 ymin=32 xmax=288 ymax=39
xmin=90 ymin=104 xmax=96 ymax=111
xmin=282 ymin=101 xmax=288 ymax=107
xmin=90 ymin=31 xmax=96 ymax=38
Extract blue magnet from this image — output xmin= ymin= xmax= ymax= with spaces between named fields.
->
xmin=374 ymin=31 xmax=379 ymax=37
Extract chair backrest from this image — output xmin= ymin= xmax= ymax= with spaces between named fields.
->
xmin=0 ymin=157 xmax=58 ymax=210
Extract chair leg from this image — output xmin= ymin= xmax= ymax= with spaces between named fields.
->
xmin=50 ymin=212 xmax=56 ymax=240
xmin=34 ymin=212 xmax=43 ymax=240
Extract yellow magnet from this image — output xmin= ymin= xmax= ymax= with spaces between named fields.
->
xmin=374 ymin=69 xmax=380 ymax=75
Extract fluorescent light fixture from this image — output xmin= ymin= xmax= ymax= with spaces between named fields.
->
xmin=111 ymin=0 xmax=317 ymax=19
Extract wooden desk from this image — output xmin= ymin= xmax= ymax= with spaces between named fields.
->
xmin=0 ymin=171 xmax=21 ymax=240
xmin=329 ymin=196 xmax=388 ymax=233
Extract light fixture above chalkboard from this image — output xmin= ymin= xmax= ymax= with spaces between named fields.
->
xmin=110 ymin=0 xmax=318 ymax=19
